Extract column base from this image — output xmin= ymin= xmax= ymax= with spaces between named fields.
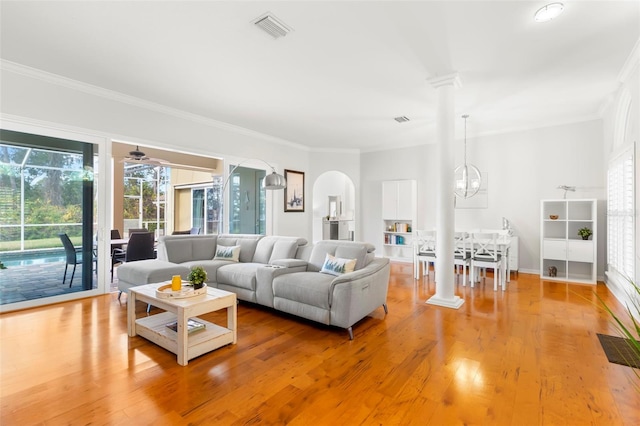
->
xmin=426 ymin=295 xmax=464 ymax=309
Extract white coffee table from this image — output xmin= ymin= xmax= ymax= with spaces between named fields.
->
xmin=127 ymin=283 xmax=237 ymax=366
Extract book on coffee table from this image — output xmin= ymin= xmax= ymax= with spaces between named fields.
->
xmin=165 ymin=318 xmax=206 ymax=334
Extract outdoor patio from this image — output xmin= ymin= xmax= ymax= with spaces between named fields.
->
xmin=0 ymin=261 xmax=118 ymax=305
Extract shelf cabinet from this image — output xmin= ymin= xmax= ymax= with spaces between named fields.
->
xmin=540 ymin=199 xmax=596 ymax=284
xmin=382 ymin=180 xmax=416 ymax=262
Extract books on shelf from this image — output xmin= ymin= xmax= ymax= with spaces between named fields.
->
xmin=166 ymin=318 xmax=206 ymax=334
xmin=385 ymin=234 xmax=406 ymax=245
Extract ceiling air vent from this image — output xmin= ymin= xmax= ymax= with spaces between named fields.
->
xmin=252 ymin=13 xmax=292 ymax=39
xmin=394 ymin=116 xmax=410 ymax=123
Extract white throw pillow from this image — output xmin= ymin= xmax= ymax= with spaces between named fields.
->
xmin=213 ymin=245 xmax=241 ymax=262
xmin=320 ymin=253 xmax=357 ymax=276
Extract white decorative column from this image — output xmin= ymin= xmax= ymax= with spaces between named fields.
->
xmin=426 ymin=73 xmax=464 ymax=309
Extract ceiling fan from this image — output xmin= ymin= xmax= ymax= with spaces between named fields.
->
xmin=119 ymin=145 xmax=217 ymax=173
xmin=120 ymin=146 xmax=167 ymax=166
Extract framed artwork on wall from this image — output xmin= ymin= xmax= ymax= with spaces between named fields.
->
xmin=284 ymin=169 xmax=305 ymax=212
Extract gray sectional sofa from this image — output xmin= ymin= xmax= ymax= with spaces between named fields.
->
xmin=117 ymin=234 xmax=390 ymax=339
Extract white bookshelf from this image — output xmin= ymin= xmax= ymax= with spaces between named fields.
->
xmin=382 ymin=180 xmax=416 ymax=262
xmin=540 ymin=199 xmax=597 ymax=284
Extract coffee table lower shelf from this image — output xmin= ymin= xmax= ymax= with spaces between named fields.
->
xmin=135 ymin=312 xmax=234 ymax=362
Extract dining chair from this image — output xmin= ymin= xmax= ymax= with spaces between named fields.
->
xmin=127 ymin=228 xmax=148 ymax=237
xmin=453 ymin=232 xmax=471 ymax=286
xmin=58 ymin=233 xmax=92 ymax=287
xmin=124 ymin=232 xmax=155 ymax=262
xmin=414 ymin=230 xmax=437 ymax=280
xmin=117 ymin=232 xmax=155 ymax=311
xmin=470 ymin=232 xmax=505 ymax=291
xmin=110 ymin=229 xmax=125 ymax=282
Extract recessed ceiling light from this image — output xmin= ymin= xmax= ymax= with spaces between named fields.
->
xmin=394 ymin=116 xmax=410 ymax=123
xmin=534 ymin=3 xmax=564 ymax=23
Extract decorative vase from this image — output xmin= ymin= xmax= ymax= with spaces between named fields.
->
xmin=548 ymin=266 xmax=557 ymax=277
xmin=192 ymin=282 xmax=204 ymax=290
xmin=582 ymin=236 xmax=589 ymax=240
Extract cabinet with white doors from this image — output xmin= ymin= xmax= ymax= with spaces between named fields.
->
xmin=540 ymin=199 xmax=597 ymax=284
xmin=382 ymin=180 xmax=417 ymax=262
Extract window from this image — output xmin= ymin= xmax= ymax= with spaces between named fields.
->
xmin=0 ymin=129 xmax=99 ymax=307
xmin=190 ymin=176 xmax=222 ymax=234
xmin=123 ymin=164 xmax=168 ymax=236
xmin=607 ymin=143 xmax=635 ymax=280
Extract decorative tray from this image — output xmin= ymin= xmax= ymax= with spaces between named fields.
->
xmin=155 ymin=283 xmax=207 ymax=299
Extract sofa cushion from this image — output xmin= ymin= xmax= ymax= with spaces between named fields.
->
xmin=214 ymin=245 xmax=241 ymax=262
xmin=334 ymin=245 xmax=369 ymax=270
xmin=273 ymin=272 xmax=334 ymax=309
xmin=163 ymin=238 xmax=193 ymax=264
xmin=269 ymin=239 xmax=299 ymax=263
xmin=117 ymin=259 xmax=190 ymax=285
xmin=191 ymin=235 xmax=217 ymax=260
xmin=217 ymin=263 xmax=263 ymax=290
xmin=218 ymin=235 xmax=261 ymax=263
xmin=181 ymin=259 xmax=232 ymax=283
xmin=319 ymin=254 xmax=357 ymax=276
xmin=307 ymin=241 xmax=370 ymax=272
xmin=252 ymin=236 xmax=279 ymax=264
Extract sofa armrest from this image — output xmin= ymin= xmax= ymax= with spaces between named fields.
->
xmin=328 ymin=257 xmax=391 ymax=329
xmin=270 ymin=258 xmax=308 ymax=269
xmin=255 ymin=262 xmax=308 ymax=307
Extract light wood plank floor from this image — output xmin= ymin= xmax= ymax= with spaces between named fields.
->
xmin=1 ymin=263 xmax=638 ymax=425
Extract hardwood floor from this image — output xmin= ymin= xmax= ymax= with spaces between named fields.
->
xmin=1 ymin=262 xmax=638 ymax=425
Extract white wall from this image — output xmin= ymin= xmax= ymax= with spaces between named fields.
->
xmin=361 ymin=120 xmax=607 ymax=275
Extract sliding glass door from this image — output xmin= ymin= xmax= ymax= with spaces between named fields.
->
xmin=0 ymin=129 xmax=99 ymax=307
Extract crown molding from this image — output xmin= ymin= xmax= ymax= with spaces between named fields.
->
xmin=618 ymin=37 xmax=640 ymax=83
xmin=0 ymin=60 xmax=311 ymax=152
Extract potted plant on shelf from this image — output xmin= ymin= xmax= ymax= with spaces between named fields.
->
xmin=187 ymin=266 xmax=207 ymax=289
xmin=578 ymin=227 xmax=593 ymax=240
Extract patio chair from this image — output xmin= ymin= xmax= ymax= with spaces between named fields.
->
xmin=58 ymin=233 xmax=91 ymax=287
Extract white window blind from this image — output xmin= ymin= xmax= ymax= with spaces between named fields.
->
xmin=607 ymin=144 xmax=635 ymax=279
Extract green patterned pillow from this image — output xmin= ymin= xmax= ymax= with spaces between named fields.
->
xmin=320 ymin=253 xmax=357 ymax=276
xmin=213 ymin=245 xmax=241 ymax=262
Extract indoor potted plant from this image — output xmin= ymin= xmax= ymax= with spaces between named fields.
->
xmin=578 ymin=227 xmax=593 ymax=240
xmin=187 ymin=266 xmax=207 ymax=289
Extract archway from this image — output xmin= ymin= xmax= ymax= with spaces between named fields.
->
xmin=312 ymin=171 xmax=356 ymax=243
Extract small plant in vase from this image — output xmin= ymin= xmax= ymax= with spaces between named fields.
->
xmin=578 ymin=227 xmax=592 ymax=240
xmin=187 ymin=266 xmax=207 ymax=289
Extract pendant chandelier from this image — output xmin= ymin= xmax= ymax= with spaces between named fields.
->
xmin=454 ymin=114 xmax=482 ymax=198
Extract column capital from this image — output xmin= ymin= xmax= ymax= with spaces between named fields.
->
xmin=427 ymin=73 xmax=462 ymax=89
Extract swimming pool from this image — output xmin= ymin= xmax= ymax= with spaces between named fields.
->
xmin=1 ymin=249 xmax=66 ymax=267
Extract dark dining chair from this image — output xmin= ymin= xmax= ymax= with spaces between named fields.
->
xmin=58 ymin=233 xmax=85 ymax=287
xmin=117 ymin=231 xmax=156 ymax=310
xmin=124 ymin=232 xmax=155 ymax=262
xmin=110 ymin=229 xmax=126 ymax=282
xmin=127 ymin=228 xmax=148 ymax=237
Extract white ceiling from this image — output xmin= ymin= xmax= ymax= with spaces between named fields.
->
xmin=1 ymin=1 xmax=638 ymax=151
